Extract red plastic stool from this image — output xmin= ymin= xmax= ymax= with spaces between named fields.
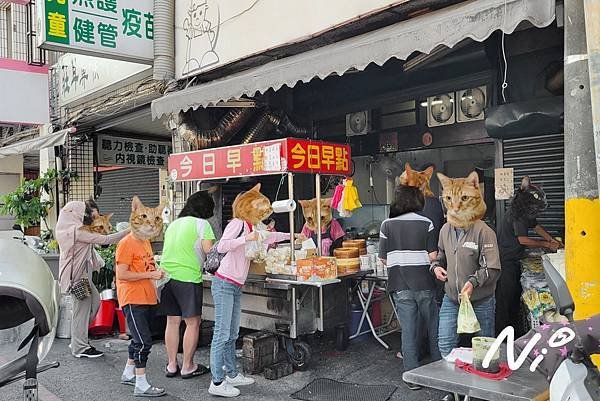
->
xmin=89 ymin=299 xmax=116 ymax=336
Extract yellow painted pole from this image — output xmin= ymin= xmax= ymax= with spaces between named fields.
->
xmin=565 ymin=0 xmax=600 ymax=366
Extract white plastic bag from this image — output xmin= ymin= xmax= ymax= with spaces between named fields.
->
xmin=457 ymin=293 xmax=481 ymax=334
xmin=245 ymin=231 xmax=268 ymax=262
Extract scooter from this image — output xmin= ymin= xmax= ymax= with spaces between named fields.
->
xmin=519 ymin=256 xmax=600 ymax=401
xmin=0 ymin=235 xmax=60 ymax=401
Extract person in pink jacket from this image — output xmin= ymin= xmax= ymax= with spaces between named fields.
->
xmin=208 ymin=184 xmax=292 ymax=398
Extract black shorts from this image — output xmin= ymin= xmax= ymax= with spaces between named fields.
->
xmin=160 ymin=279 xmax=203 ymax=318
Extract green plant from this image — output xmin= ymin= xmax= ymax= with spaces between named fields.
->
xmin=93 ymin=244 xmax=116 ymax=292
xmin=0 ymin=169 xmax=77 ymax=233
xmin=96 ymin=244 xmax=116 ymax=271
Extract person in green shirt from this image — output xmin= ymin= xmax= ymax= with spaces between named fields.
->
xmin=160 ymin=190 xmax=216 ymax=379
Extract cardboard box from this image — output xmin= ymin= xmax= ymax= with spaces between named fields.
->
xmin=296 ymin=257 xmax=338 ymax=281
xmin=249 ymin=261 xmax=266 ymax=276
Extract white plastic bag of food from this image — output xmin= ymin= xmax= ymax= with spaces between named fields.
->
xmin=245 ymin=232 xmax=267 ymax=262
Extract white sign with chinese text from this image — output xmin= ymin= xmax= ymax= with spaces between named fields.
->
xmin=495 ymin=168 xmax=514 ymax=200
xmin=175 ymin=0 xmax=407 ymax=79
xmin=57 ymin=54 xmax=151 ymax=106
xmin=263 ymin=143 xmax=281 ymax=172
xmin=98 ymin=135 xmax=172 ymax=169
xmin=37 ymin=0 xmax=154 ymax=64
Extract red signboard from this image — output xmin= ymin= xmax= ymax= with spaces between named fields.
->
xmin=168 ymin=138 xmax=351 ymax=182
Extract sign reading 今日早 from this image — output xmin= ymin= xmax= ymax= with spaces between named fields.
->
xmin=37 ymin=0 xmax=154 ymax=64
xmin=98 ymin=135 xmax=172 ymax=169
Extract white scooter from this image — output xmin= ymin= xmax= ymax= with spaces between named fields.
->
xmin=539 ymin=257 xmax=600 ymax=401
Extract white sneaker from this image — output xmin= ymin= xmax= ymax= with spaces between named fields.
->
xmin=226 ymin=373 xmax=255 ymax=387
xmin=209 ymin=381 xmax=240 ymax=398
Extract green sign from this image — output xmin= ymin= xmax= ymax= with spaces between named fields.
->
xmin=38 ymin=0 xmax=154 ymax=64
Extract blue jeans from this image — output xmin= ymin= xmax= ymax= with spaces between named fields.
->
xmin=438 ymin=295 xmax=496 ymax=357
xmin=393 ymin=289 xmax=441 ymax=371
xmin=210 ymin=276 xmax=242 ymax=383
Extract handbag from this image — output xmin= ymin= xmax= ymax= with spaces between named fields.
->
xmin=70 ymin=276 xmax=92 ymax=301
xmin=204 ymin=223 xmax=245 ymax=274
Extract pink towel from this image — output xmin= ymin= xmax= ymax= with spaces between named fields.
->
xmin=331 ymin=184 xmax=344 ymax=209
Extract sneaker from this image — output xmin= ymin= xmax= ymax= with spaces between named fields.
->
xmin=74 ymin=347 xmax=104 ymax=358
xmin=209 ymin=381 xmax=240 ymax=398
xmin=134 ymin=386 xmax=166 ymax=397
xmin=226 ymin=373 xmax=255 ymax=387
xmin=404 ymin=380 xmax=422 ymax=391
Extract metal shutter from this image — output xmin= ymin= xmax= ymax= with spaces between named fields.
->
xmin=96 ymin=168 xmax=159 ymax=224
xmin=502 ymin=133 xmax=564 ymax=237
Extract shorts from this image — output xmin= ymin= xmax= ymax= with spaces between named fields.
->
xmin=160 ymin=279 xmax=203 ymax=318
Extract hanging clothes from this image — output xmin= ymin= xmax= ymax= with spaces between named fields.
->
xmin=331 ymin=183 xmax=344 ymax=209
xmin=337 ymin=180 xmax=352 ymax=218
xmin=342 ymin=178 xmax=362 ymax=212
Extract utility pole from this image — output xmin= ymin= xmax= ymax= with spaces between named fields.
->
xmin=564 ymin=0 xmax=600 ymax=366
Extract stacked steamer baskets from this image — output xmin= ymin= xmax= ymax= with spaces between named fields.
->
xmin=334 ymin=239 xmax=366 ymax=274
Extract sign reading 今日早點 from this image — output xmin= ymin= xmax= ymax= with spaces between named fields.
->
xmin=168 ymin=138 xmax=352 ymax=181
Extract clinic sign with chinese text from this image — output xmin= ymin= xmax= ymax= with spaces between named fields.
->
xmin=168 ymin=138 xmax=351 ymax=182
xmin=37 ymin=0 xmax=154 ymax=64
xmin=98 ymin=135 xmax=172 ymax=169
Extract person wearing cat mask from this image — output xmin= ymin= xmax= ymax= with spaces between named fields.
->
xmin=298 ymin=198 xmax=345 ymax=256
xmin=56 ymin=199 xmax=129 ymax=359
xmin=495 ymin=176 xmax=563 ymax=336
xmin=208 ymin=184 xmax=295 ymax=398
xmin=115 ymin=197 xmax=167 ymax=397
xmin=430 ymin=172 xmax=501 ymax=365
xmin=398 ymin=163 xmax=445 ymax=242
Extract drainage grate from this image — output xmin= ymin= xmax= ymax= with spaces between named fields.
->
xmin=291 ymin=378 xmax=397 ymax=401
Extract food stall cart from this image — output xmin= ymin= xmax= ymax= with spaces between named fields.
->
xmin=168 ymin=138 xmax=365 ymax=369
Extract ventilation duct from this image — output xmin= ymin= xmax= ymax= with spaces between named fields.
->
xmin=153 ymin=0 xmax=175 ymax=81
xmin=485 ymin=96 xmax=563 ymax=139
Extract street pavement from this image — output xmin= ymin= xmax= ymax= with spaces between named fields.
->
xmin=2 ymin=334 xmax=445 ymax=401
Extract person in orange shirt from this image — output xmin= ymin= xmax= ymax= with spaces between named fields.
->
xmin=115 ymin=197 xmax=166 ymax=398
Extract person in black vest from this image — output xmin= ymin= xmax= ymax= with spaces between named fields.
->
xmin=496 ymin=177 xmax=562 ymax=336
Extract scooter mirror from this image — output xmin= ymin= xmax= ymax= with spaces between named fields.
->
xmin=542 ymin=255 xmax=575 ymax=321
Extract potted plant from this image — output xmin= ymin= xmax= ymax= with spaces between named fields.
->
xmin=0 ymin=169 xmax=77 ymax=237
xmin=94 ymin=244 xmax=116 ymax=293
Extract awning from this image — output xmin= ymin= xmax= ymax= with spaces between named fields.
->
xmin=152 ymin=0 xmax=555 ymax=119
xmin=0 ymin=128 xmax=75 ymax=158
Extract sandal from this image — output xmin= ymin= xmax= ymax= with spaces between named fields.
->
xmin=165 ymin=364 xmax=180 ymax=378
xmin=181 ymin=364 xmax=210 ymax=379
xmin=134 ymin=386 xmax=166 ymax=397
xmin=119 ymin=333 xmax=132 ymax=341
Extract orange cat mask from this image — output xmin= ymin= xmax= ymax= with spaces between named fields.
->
xmin=437 ymin=171 xmax=486 ymax=229
xmin=298 ymin=198 xmax=333 ymax=232
xmin=130 ymin=196 xmax=164 ymax=241
xmin=397 ymin=163 xmax=434 ymax=197
xmin=80 ymin=213 xmax=113 ymax=235
xmin=232 ymin=183 xmax=273 ymax=225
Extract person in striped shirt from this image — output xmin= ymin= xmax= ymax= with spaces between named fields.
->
xmin=379 ymin=185 xmax=441 ymax=390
